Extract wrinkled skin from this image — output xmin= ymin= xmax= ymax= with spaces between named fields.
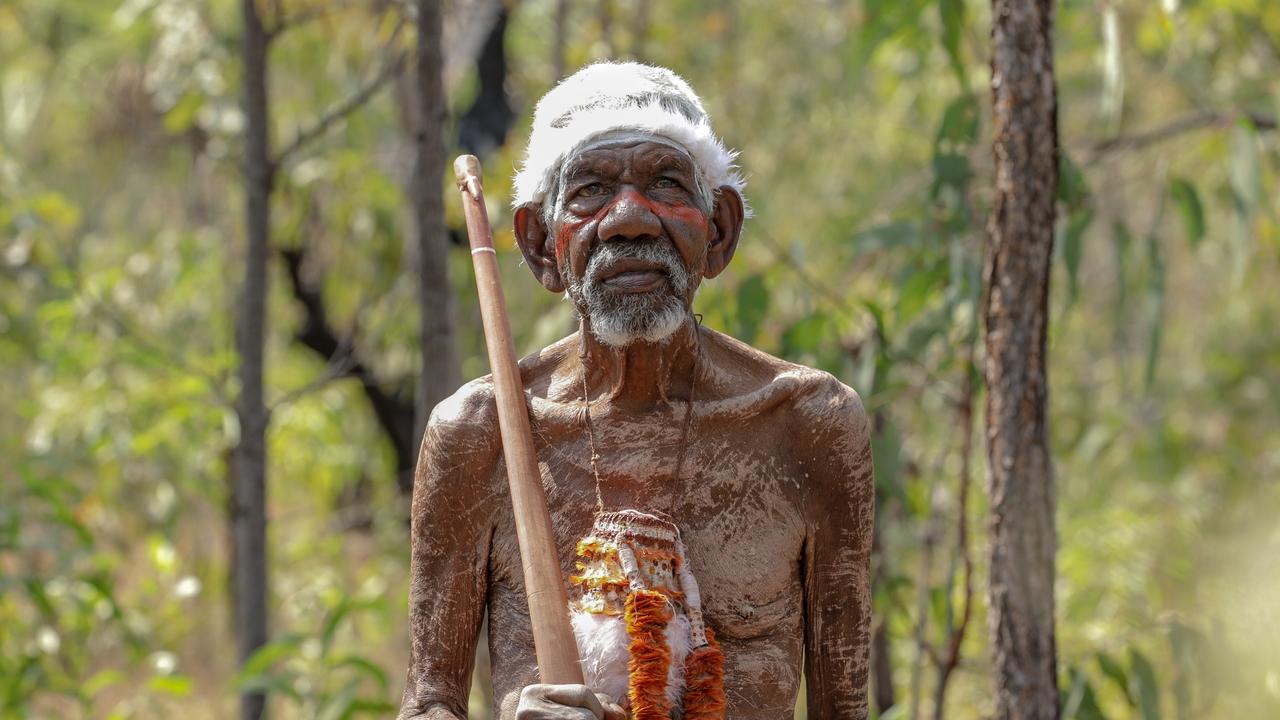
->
xmin=398 ymin=142 xmax=874 ymax=719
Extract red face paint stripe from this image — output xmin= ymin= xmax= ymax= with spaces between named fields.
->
xmin=554 ymin=188 xmax=709 ymax=261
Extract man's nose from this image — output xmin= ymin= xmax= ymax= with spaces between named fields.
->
xmin=596 ymin=187 xmax=662 ymax=242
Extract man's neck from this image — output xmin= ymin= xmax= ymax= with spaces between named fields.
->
xmin=576 ymin=315 xmax=701 ymax=412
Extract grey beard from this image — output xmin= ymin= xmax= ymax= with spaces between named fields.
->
xmin=566 ymin=241 xmax=692 ymax=348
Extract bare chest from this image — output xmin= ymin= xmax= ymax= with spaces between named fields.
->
xmin=484 ymin=414 xmax=809 ymax=713
xmin=516 ymin=415 xmax=804 ymax=612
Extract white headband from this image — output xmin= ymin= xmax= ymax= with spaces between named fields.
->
xmin=512 ymin=62 xmax=746 ymax=212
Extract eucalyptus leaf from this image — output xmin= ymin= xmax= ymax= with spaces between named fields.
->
xmin=1129 ymin=648 xmax=1161 ymax=720
xmin=1097 ymin=652 xmax=1134 ymax=707
xmin=1060 ymin=207 xmax=1095 ymax=303
xmin=1144 ymin=230 xmax=1166 ymax=392
xmin=1168 ymin=178 xmax=1205 ymax=248
xmin=939 ymin=0 xmax=966 ymax=83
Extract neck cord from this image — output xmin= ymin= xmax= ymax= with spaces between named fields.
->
xmin=579 ymin=320 xmax=700 ymax=516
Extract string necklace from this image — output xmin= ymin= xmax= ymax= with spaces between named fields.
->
xmin=578 ymin=322 xmax=700 ymax=517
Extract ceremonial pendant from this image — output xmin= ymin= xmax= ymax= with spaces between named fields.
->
xmin=569 ymin=509 xmax=726 ymax=720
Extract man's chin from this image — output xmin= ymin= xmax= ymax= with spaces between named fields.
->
xmin=585 ymin=304 xmax=689 ymax=348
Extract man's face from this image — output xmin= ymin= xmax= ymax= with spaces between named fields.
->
xmin=550 ymin=141 xmax=713 ymax=347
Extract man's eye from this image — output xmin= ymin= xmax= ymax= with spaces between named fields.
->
xmin=578 ymin=183 xmax=607 ymax=197
xmin=653 ymin=177 xmax=680 ymax=189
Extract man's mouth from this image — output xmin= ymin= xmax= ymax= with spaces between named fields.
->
xmin=596 ymin=259 xmax=669 ymax=293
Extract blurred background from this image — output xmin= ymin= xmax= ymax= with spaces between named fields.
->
xmin=1 ymin=0 xmax=1277 ymax=718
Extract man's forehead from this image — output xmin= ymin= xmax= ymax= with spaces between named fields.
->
xmin=561 ymin=139 xmax=697 ymax=180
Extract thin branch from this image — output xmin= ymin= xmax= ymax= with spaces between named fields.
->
xmin=266 ymin=0 xmax=362 ymax=40
xmin=1085 ymin=109 xmax=1276 ymax=163
xmin=908 ymin=481 xmax=944 ymax=720
xmin=279 ymin=244 xmax=417 ymax=494
xmin=930 ymin=344 xmax=977 ymax=720
xmin=267 ymin=346 xmax=358 ymax=414
xmin=273 ymin=38 xmax=407 ymax=167
xmin=755 ymin=230 xmax=883 ymax=332
xmin=552 ymin=0 xmax=569 ymax=80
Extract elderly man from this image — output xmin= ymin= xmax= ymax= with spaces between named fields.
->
xmin=398 ymin=63 xmax=874 ymax=720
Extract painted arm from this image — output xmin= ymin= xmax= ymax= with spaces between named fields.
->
xmin=797 ymin=376 xmax=876 ymax=719
xmin=398 ymin=385 xmax=500 ymax=720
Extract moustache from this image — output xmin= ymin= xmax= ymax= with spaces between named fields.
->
xmin=584 ymin=241 xmax=690 ymax=295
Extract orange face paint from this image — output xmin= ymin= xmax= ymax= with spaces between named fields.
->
xmin=555 ymin=187 xmax=709 ymax=264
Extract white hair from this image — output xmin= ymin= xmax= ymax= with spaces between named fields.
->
xmin=513 ymin=62 xmax=747 ymax=213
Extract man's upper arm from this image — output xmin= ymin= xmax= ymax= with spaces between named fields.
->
xmin=794 ymin=374 xmax=875 ymax=719
xmin=399 ymin=382 xmax=501 ymax=720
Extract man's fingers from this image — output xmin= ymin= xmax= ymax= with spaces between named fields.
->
xmin=516 ymin=684 xmax=602 ymax=719
xmin=541 ymin=684 xmax=606 ymax=716
xmin=595 ymin=694 xmax=628 ymax=720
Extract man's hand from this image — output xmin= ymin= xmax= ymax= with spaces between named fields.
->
xmin=516 ymin=684 xmax=627 ymax=720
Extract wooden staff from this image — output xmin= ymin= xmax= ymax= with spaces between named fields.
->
xmin=453 ymin=155 xmax=584 ymax=685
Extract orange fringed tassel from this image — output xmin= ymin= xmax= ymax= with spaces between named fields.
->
xmin=625 ymin=589 xmax=673 ymax=720
xmin=682 ymin=627 xmax=727 ymax=719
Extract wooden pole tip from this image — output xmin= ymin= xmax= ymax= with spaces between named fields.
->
xmin=454 ymin=155 xmax=482 ymax=190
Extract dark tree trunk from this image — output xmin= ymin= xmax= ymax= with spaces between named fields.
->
xmin=984 ymin=1 xmax=1060 ymax=719
xmin=870 ymin=526 xmax=896 ymax=715
xmin=233 ymin=0 xmax=273 ymax=718
xmin=552 ymin=0 xmax=569 ymax=80
xmin=598 ymin=0 xmax=614 ymax=57
xmin=632 ymin=0 xmax=651 ymax=62
xmin=280 ymin=247 xmax=418 ymax=493
xmin=413 ymin=0 xmax=460 ymax=466
xmin=457 ymin=8 xmax=514 ymax=159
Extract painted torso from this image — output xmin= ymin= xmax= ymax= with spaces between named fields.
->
xmin=400 ymin=326 xmax=874 ymax=720
xmin=477 ymin=331 xmax=821 ymax=719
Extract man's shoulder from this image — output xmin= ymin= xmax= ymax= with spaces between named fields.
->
xmin=425 ymin=376 xmax=501 ymax=453
xmin=702 ymin=327 xmax=865 ymax=423
xmin=425 ymin=334 xmax=578 ymax=445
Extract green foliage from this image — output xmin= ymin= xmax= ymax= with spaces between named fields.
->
xmin=233 ymin=598 xmax=396 ymax=719
xmin=1167 ymin=179 xmax=1205 ymax=249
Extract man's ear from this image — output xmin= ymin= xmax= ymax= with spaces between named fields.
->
xmin=513 ymin=205 xmax=564 ymax=293
xmin=703 ymin=186 xmax=745 ymax=279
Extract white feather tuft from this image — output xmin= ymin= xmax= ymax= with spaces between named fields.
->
xmin=570 ymin=608 xmax=693 ymax=713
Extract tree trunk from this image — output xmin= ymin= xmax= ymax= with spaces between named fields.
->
xmin=870 ymin=518 xmax=896 ymax=715
xmin=413 ymin=0 xmax=461 ymax=464
xmin=233 ymin=1 xmax=273 ymax=718
xmin=984 ymin=1 xmax=1060 ymax=719
xmin=552 ymin=0 xmax=569 ymax=80
xmin=598 ymin=0 xmax=614 ymax=58
xmin=632 ymin=0 xmax=651 ymax=62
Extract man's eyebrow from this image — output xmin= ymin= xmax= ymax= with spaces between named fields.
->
xmin=562 ymin=156 xmax=618 ymax=184
xmin=647 ymin=152 xmax=696 ymax=174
